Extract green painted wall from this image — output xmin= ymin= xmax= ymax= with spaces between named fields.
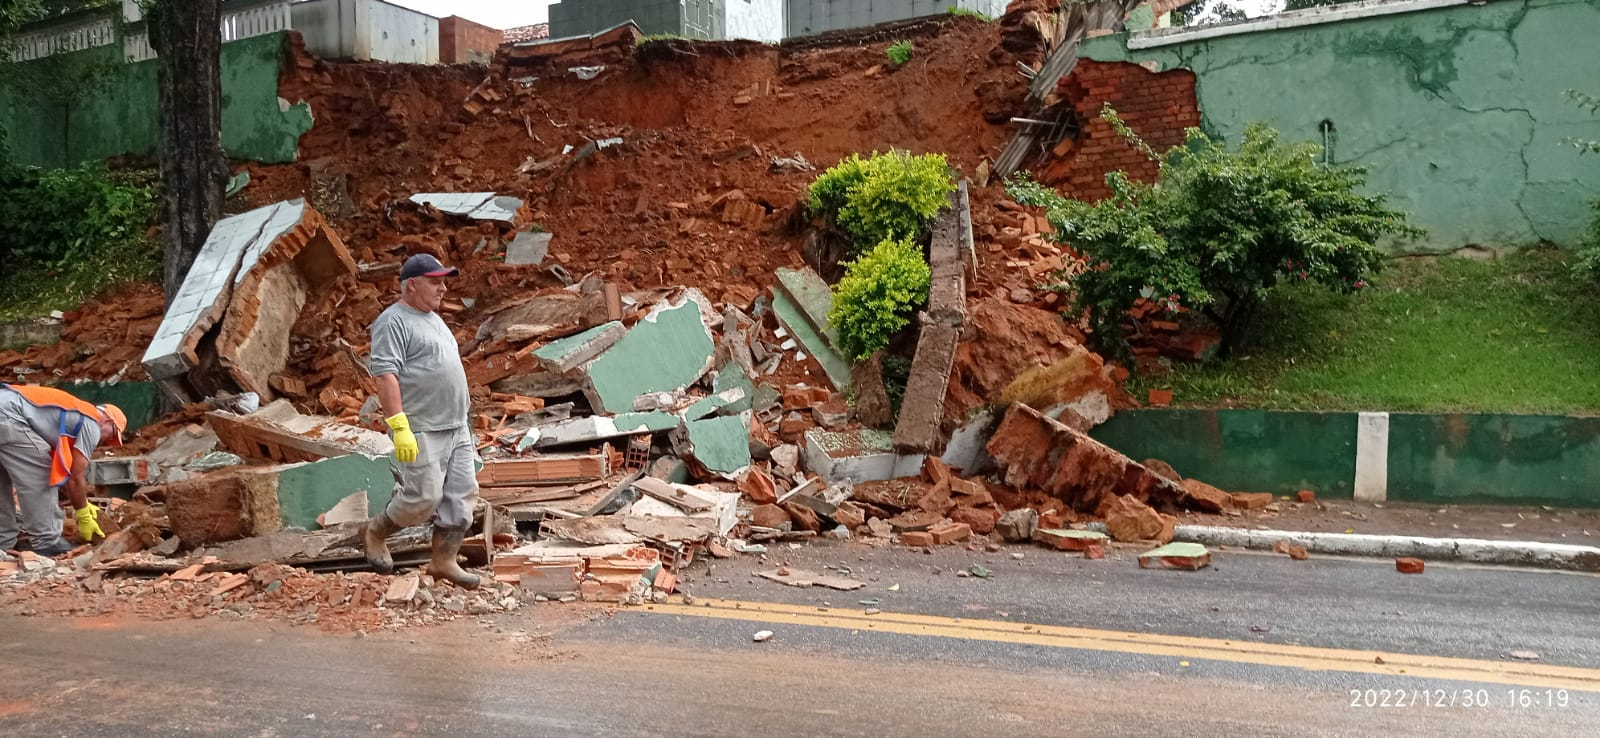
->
xmin=53 ymin=380 xmax=159 ymax=432
xmin=1090 ymin=409 xmax=1358 ymax=497
xmin=0 ymin=31 xmax=312 ymax=168
xmin=1387 ymin=413 xmax=1600 ymax=506
xmin=275 ymin=453 xmax=393 ymax=530
xmin=1090 ymin=408 xmax=1600 ymax=507
xmin=1081 ymin=0 xmax=1600 ymax=253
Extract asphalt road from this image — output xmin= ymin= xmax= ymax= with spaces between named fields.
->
xmin=0 ymin=542 xmax=1595 ymax=737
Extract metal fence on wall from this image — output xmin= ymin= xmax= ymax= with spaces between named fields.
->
xmin=4 ymin=1 xmax=293 ymax=64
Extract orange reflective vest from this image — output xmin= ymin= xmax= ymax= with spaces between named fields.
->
xmin=2 ymin=384 xmax=100 ymax=487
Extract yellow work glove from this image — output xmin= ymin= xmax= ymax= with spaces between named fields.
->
xmin=75 ymin=503 xmax=105 ymax=542
xmin=386 ymin=413 xmax=419 ymax=463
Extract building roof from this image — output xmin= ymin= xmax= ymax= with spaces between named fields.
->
xmin=502 ymin=23 xmax=550 ymax=44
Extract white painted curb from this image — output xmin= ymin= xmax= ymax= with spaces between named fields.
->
xmin=1084 ymin=523 xmax=1600 ymax=572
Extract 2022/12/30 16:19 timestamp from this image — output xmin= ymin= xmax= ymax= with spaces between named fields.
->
xmin=1349 ymin=688 xmax=1571 ymax=709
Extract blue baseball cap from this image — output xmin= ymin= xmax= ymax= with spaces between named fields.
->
xmin=399 ymin=253 xmax=460 ymax=281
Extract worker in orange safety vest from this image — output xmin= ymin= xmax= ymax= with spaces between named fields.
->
xmin=0 ymin=384 xmax=126 ymax=556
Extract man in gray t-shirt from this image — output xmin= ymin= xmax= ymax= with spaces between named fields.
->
xmin=359 ymin=253 xmax=480 ymax=589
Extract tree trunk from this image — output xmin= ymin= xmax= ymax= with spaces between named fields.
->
xmin=148 ymin=0 xmax=226 ymax=304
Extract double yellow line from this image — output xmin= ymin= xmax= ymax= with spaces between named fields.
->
xmin=639 ymin=598 xmax=1600 ymax=692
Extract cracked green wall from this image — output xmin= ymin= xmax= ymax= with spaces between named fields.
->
xmin=1082 ymin=0 xmax=1600 ymax=252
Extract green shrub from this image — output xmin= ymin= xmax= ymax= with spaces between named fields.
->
xmin=948 ymin=6 xmax=995 ymax=21
xmin=1008 ymin=104 xmax=1421 ymax=360
xmin=828 ymin=234 xmax=931 ymax=361
xmin=0 ymin=161 xmax=157 ymax=268
xmin=807 ymin=150 xmax=955 ymax=253
xmin=886 ymin=40 xmax=913 ymax=67
xmin=1565 ymin=90 xmax=1600 ymax=276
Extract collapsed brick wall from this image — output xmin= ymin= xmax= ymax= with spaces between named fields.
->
xmin=1038 ymin=60 xmax=1200 ymax=200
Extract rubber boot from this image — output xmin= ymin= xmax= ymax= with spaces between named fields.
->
xmin=361 ymin=512 xmax=401 ymax=574
xmin=429 ymin=523 xmax=480 ymax=589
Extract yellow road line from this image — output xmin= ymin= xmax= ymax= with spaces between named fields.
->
xmin=638 ymin=598 xmax=1600 ymax=692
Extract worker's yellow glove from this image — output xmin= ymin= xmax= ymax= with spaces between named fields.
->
xmin=386 ymin=413 xmax=419 ymax=463
xmin=74 ymin=503 xmax=104 ymax=542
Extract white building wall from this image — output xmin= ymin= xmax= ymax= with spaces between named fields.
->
xmin=725 ymin=0 xmax=784 ymax=42
xmin=364 ymin=0 xmax=438 ymax=64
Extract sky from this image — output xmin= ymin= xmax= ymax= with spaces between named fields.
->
xmin=383 ymin=0 xmax=553 ymax=30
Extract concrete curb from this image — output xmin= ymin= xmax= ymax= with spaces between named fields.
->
xmin=1084 ymin=523 xmax=1600 ymax=572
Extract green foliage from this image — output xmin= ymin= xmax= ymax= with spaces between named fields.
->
xmin=807 ymin=150 xmax=955 ymax=253
xmin=1135 ymin=250 xmax=1600 ymax=413
xmin=828 ymin=235 xmax=931 ymax=361
xmin=0 ymin=160 xmax=158 ymax=268
xmin=886 ymin=40 xmax=913 ymax=67
xmin=1008 ymin=104 xmax=1421 ymax=361
xmin=947 ymin=6 xmax=994 ymax=22
xmin=1567 ymin=90 xmax=1600 ymax=276
xmin=882 ymin=354 xmax=913 ymax=416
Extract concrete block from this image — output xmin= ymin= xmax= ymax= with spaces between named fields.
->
xmin=941 ymin=408 xmax=999 ymax=475
xmin=891 ymin=320 xmax=961 ymax=454
xmin=532 ymin=320 xmax=625 ymax=372
xmin=802 ymin=428 xmax=924 ymax=485
xmin=585 ymin=295 xmax=716 ymax=413
xmin=87 ymin=456 xmax=158 ymax=486
xmin=275 ymin=453 xmax=393 ymax=530
xmin=674 ymin=414 xmax=753 ymax=478
xmin=505 ymin=230 xmax=552 ymax=265
xmin=165 ymin=466 xmax=285 ymax=546
xmin=771 ymin=290 xmax=852 ymax=391
xmin=409 ymin=192 xmax=524 ymax=223
xmin=528 ymin=412 xmax=679 ymax=449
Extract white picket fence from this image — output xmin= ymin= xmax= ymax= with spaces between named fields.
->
xmin=4 ymin=1 xmax=293 ymax=64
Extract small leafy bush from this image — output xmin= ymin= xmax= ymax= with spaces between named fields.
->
xmin=886 ymin=40 xmax=913 ymax=67
xmin=0 ymin=161 xmax=157 ymax=268
xmin=829 ymin=234 xmax=931 ymax=361
xmin=948 ymin=6 xmax=995 ymax=21
xmin=1009 ymin=104 xmax=1421 ymax=360
xmin=807 ymin=150 xmax=955 ymax=253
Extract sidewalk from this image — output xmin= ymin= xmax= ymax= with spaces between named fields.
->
xmin=1156 ymin=498 xmax=1600 ymax=571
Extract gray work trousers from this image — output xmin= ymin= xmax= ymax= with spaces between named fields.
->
xmin=385 ymin=425 xmax=478 ymax=529
xmin=0 ymin=407 xmax=67 ymax=553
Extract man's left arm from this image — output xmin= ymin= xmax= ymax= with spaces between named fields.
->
xmin=67 ymin=450 xmax=104 ymax=541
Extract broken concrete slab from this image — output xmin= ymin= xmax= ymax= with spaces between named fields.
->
xmin=165 ymin=466 xmax=284 ymax=546
xmin=757 ymin=567 xmax=864 ymax=591
xmin=209 ymin=400 xmax=391 ymax=464
xmin=673 ymin=414 xmax=753 ymax=478
xmin=770 ymin=288 xmax=852 ymax=392
xmin=531 ymin=320 xmax=625 ymax=372
xmin=892 ymin=320 xmax=960 ymax=455
xmin=774 ymin=267 xmax=842 ymax=348
xmin=476 ymin=290 xmax=611 ymax=346
xmin=275 ymin=452 xmax=392 ymax=530
xmin=940 ymin=408 xmax=999 ymax=475
xmin=87 ymin=456 xmax=159 ymax=486
xmin=478 ymin=452 xmax=609 ymax=486
xmin=317 ymin=491 xmax=369 ymax=528
xmin=410 ymin=192 xmax=525 ymax=223
xmin=1138 ymin=542 xmax=1211 ymax=570
xmin=801 ymin=429 xmax=923 ymax=485
xmin=142 ymin=199 xmax=357 ymax=403
xmin=986 ymin=403 xmax=1184 ymax=514
xmin=525 ymin=412 xmax=678 ymax=449
xmin=585 ymin=293 xmax=716 ymax=413
xmin=1033 ymin=528 xmax=1107 ymax=551
xmin=682 ymin=387 xmax=747 ymax=421
xmin=504 ymin=230 xmax=552 ymax=265
xmin=997 ymin=508 xmax=1038 ymax=543
xmin=997 ymin=344 xmax=1117 ymax=432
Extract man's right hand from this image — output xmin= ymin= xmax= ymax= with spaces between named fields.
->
xmin=386 ymin=413 xmax=418 ymax=463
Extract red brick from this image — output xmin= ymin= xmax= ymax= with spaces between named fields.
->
xmin=1396 ymin=558 xmax=1425 ymax=574
xmin=899 ymin=531 xmax=935 ymax=547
